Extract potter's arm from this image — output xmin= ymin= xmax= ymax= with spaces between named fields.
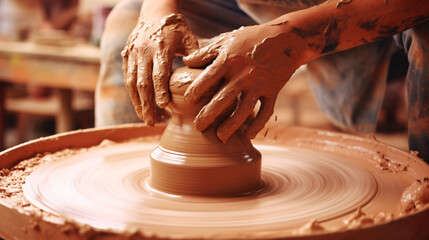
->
xmin=138 ymin=0 xmax=180 ymax=20
xmin=276 ymin=0 xmax=429 ymax=60
xmin=122 ymin=0 xmax=198 ymax=126
xmin=183 ymin=0 xmax=429 ymax=142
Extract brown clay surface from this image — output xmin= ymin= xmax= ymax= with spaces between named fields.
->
xmin=21 ymin=141 xmax=402 ymax=237
xmin=0 ymin=125 xmax=427 ymax=240
xmin=1 ymin=68 xmax=429 ymax=240
xmin=150 ymin=67 xmax=262 ymax=196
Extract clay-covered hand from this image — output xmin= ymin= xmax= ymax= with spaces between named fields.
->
xmin=183 ymin=24 xmax=306 ymax=142
xmin=122 ymin=13 xmax=198 ymax=126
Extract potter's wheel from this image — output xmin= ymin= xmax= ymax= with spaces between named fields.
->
xmin=23 ymin=143 xmax=380 ymax=237
xmin=1 ymin=124 xmax=428 ymax=240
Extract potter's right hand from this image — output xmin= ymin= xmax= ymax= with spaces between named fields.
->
xmin=121 ymin=11 xmax=198 ymax=126
xmin=182 ymin=23 xmax=311 ymax=143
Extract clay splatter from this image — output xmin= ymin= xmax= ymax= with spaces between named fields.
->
xmin=321 ymin=19 xmax=340 ymax=54
xmin=336 ymin=0 xmax=352 ymax=8
xmin=264 ymin=128 xmax=270 ymax=137
xmin=270 ymin=20 xmax=289 ymax=26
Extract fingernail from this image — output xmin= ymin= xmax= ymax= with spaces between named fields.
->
xmin=183 ymin=92 xmax=191 ymax=103
xmin=157 ymin=100 xmax=168 ymax=108
xmin=184 ymin=91 xmax=196 ymax=104
xmin=183 ymin=51 xmax=198 ymax=63
xmin=194 ymin=118 xmax=205 ymax=131
xmin=217 ymin=131 xmax=230 ymax=144
xmin=194 ymin=116 xmax=210 ymax=132
xmin=194 ymin=106 xmax=213 ymax=131
xmin=156 ymin=92 xmax=170 ymax=108
xmin=246 ymin=129 xmax=257 ymax=139
xmin=183 ymin=55 xmax=192 ymax=63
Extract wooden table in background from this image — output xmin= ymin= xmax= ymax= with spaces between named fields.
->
xmin=0 ymin=40 xmax=100 ymax=150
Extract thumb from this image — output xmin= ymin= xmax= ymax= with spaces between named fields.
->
xmin=181 ymin=32 xmax=199 ymax=56
xmin=183 ymin=44 xmax=218 ymax=68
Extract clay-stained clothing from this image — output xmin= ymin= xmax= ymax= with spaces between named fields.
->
xmin=394 ymin=25 xmax=429 ymax=161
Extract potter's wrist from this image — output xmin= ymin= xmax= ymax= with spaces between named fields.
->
xmin=283 ymin=21 xmax=322 ymax=64
xmin=139 ymin=13 xmax=188 ymax=32
xmin=265 ymin=10 xmax=329 ymax=64
xmin=129 ymin=13 xmax=187 ymax=47
xmin=295 ymin=36 xmax=321 ymax=65
xmin=140 ymin=0 xmax=180 ymax=22
xmin=260 ymin=20 xmax=319 ymax=67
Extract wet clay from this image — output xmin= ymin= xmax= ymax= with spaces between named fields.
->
xmin=121 ymin=13 xmax=198 ymax=125
xmin=150 ymin=67 xmax=262 ymax=196
xmin=401 ymin=178 xmax=429 ymax=212
xmin=18 ymin=137 xmax=429 ymax=239
xmin=182 ymin=25 xmax=302 ymax=141
xmin=1 ymin=66 xmax=429 ymax=239
xmin=0 ymin=124 xmax=428 ymax=239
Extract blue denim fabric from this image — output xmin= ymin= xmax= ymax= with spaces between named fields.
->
xmin=306 ymin=40 xmax=392 ymax=133
xmin=394 ymin=23 xmax=429 ymax=161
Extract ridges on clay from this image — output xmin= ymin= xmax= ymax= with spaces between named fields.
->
xmin=1 ymin=123 xmax=429 ymax=239
xmin=150 ymin=67 xmax=262 ymax=196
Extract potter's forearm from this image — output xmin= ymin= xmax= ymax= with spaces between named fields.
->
xmin=266 ymin=0 xmax=429 ymax=63
xmin=139 ymin=0 xmax=181 ymax=21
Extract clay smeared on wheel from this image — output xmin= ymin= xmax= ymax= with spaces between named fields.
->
xmin=5 ymin=67 xmax=428 ymax=240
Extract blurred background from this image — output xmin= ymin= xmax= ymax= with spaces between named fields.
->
xmin=0 ymin=0 xmax=119 ymax=150
xmin=0 ymin=0 xmax=408 ymax=152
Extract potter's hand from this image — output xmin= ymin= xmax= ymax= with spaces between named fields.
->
xmin=122 ymin=13 xmax=198 ymax=126
xmin=183 ymin=24 xmax=306 ymax=142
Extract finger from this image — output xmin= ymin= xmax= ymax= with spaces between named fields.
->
xmin=180 ymin=31 xmax=199 ymax=56
xmin=152 ymin=48 xmax=174 ymax=108
xmin=121 ymin=48 xmax=129 ymax=76
xmin=194 ymin=80 xmax=242 ymax=132
xmin=244 ymin=111 xmax=256 ymax=127
xmin=121 ymin=44 xmax=131 ymax=82
xmin=124 ymin=51 xmax=143 ymax=120
xmin=184 ymin=53 xmax=228 ymax=104
xmin=156 ymin=107 xmax=170 ymax=122
xmin=182 ymin=43 xmax=220 ymax=68
xmin=217 ymin=93 xmax=259 ymax=143
xmin=246 ymin=97 xmax=276 ymax=139
xmin=136 ymin=51 xmax=157 ymax=126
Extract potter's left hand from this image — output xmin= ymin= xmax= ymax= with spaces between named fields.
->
xmin=183 ymin=24 xmax=307 ymax=142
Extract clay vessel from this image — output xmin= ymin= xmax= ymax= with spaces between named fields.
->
xmin=150 ymin=67 xmax=262 ymax=196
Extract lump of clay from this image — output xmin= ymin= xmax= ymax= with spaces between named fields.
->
xmin=401 ymin=178 xmax=429 ymax=212
xmin=150 ymin=67 xmax=262 ymax=196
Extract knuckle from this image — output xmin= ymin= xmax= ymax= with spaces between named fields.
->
xmin=157 ymin=90 xmax=169 ymax=99
xmin=243 ymin=101 xmax=256 ymax=111
xmin=125 ymin=79 xmax=134 ymax=89
xmin=231 ymin=79 xmax=244 ymax=89
xmin=153 ymin=71 xmax=169 ymax=82
xmin=136 ymin=80 xmax=149 ymax=90
xmin=141 ymin=100 xmax=150 ymax=108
